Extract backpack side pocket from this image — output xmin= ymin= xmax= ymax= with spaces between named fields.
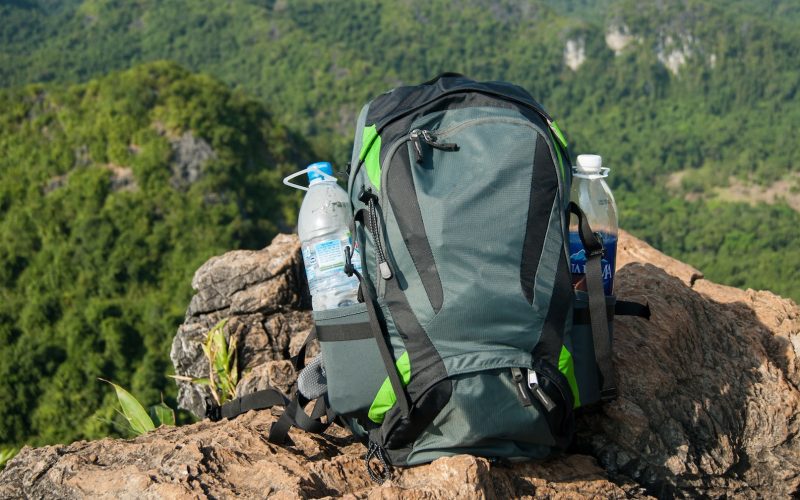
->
xmin=563 ymin=292 xmax=616 ymax=408
xmin=315 ymin=303 xmax=387 ymax=418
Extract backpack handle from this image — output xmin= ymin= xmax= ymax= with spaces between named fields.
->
xmin=420 ymin=72 xmax=466 ymax=85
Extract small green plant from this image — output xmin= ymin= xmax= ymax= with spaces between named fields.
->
xmin=0 ymin=447 xmax=18 ymax=470
xmin=174 ymin=319 xmax=239 ymax=406
xmin=100 ymin=380 xmax=176 ymax=436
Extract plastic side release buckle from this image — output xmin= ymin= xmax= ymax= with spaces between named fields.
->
xmin=205 ymin=398 xmax=222 ymax=421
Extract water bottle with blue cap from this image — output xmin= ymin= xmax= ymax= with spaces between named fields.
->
xmin=284 ymin=162 xmax=362 ymax=310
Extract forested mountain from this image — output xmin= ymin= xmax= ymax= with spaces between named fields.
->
xmin=0 ymin=62 xmax=307 ymax=447
xmin=0 ymin=0 xmax=798 ymax=448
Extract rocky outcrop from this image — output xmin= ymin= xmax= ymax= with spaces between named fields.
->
xmin=170 ymin=233 xmax=313 ymax=417
xmin=2 ymin=231 xmax=799 ymax=498
xmin=0 ymin=410 xmax=643 ymax=499
xmin=168 ymin=131 xmax=217 ymax=190
xmin=583 ymin=232 xmax=800 ymax=497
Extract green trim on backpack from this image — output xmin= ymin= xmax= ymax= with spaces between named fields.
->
xmin=367 ymin=351 xmax=411 ymax=423
xmin=548 ymin=129 xmax=566 ymax=182
xmin=558 ymin=345 xmax=581 ymax=408
xmin=359 ymin=125 xmax=382 ymax=190
xmin=549 ymin=120 xmax=568 ymax=149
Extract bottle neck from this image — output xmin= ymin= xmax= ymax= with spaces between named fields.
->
xmin=572 ymin=166 xmax=610 ymax=180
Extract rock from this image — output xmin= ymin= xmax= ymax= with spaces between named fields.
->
xmin=169 ymin=233 xmax=313 ymax=417
xmin=0 ymin=411 xmax=644 ymax=499
xmin=169 ymin=131 xmax=216 ymax=190
xmin=578 ymin=230 xmax=800 ymax=497
xmin=3 ymin=230 xmax=798 ymax=498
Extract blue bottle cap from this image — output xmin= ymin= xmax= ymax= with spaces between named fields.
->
xmin=307 ymin=162 xmax=334 ymax=183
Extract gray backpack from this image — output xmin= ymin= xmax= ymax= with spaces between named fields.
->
xmin=208 ymin=74 xmax=649 ymax=481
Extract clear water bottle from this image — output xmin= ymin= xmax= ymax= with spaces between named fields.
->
xmin=568 ymin=154 xmax=618 ymax=295
xmin=286 ymin=162 xmax=362 ymax=310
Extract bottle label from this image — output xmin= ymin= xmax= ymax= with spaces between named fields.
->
xmin=302 ymin=233 xmax=362 ymax=296
xmin=568 ymin=232 xmax=617 ymax=295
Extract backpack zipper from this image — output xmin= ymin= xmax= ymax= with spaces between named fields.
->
xmin=409 ymin=128 xmax=459 ymax=163
xmin=511 ymin=367 xmax=533 ymax=407
xmin=527 ymin=369 xmax=557 ymax=412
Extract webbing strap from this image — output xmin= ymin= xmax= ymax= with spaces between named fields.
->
xmin=615 ymin=300 xmax=651 ymax=319
xmin=343 ymin=246 xmax=411 ymax=418
xmin=573 ymin=300 xmax=650 ymax=325
xmin=219 ymin=389 xmax=289 ymax=420
xmin=207 ymin=328 xmax=332 ymax=444
xmin=568 ymin=202 xmax=616 ymax=401
xmin=357 ymin=270 xmax=411 ymax=417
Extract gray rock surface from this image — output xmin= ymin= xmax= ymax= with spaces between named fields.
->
xmin=169 ymin=233 xmax=313 ymax=417
xmin=585 ymin=231 xmax=800 ymax=497
xmin=0 ymin=411 xmax=643 ymax=499
xmin=169 ymin=131 xmax=216 ymax=189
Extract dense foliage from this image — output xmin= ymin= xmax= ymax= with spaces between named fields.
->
xmin=0 ymin=0 xmax=798 ymax=448
xmin=0 ymin=61 xmax=308 ymax=447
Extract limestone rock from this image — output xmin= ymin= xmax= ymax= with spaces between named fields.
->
xmin=579 ymin=229 xmax=800 ymax=497
xmin=169 ymin=233 xmax=313 ymax=417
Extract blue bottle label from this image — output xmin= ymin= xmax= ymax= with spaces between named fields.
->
xmin=568 ymin=232 xmax=617 ymax=295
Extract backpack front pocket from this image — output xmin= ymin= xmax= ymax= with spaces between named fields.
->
xmin=315 ymin=303 xmax=388 ymax=417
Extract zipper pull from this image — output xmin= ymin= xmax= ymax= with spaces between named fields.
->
xmin=527 ymin=370 xmax=556 ymax=412
xmin=358 ymin=187 xmax=393 ymax=280
xmin=511 ymin=368 xmax=532 ymax=407
xmin=410 ymin=129 xmax=424 ymax=163
xmin=420 ymin=129 xmax=458 ymax=152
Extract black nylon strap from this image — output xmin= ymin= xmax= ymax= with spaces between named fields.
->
xmin=267 ymin=393 xmax=334 ymax=445
xmin=350 ymin=268 xmax=411 ymax=418
xmin=206 ymin=327 xmax=332 ymax=445
xmin=615 ymin=300 xmax=651 ymax=319
xmin=316 ymin=321 xmax=373 ymax=341
xmin=268 ymin=396 xmax=299 ymax=444
xmin=573 ymin=304 xmax=615 ymax=325
xmin=219 ymin=388 xmax=289 ymax=420
xmin=568 ymin=202 xmax=616 ymax=401
xmin=290 ymin=327 xmax=316 ymax=372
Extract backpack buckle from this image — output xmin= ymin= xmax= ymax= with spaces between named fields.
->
xmin=205 ymin=398 xmax=222 ymax=421
xmin=585 ymin=231 xmax=605 ymax=257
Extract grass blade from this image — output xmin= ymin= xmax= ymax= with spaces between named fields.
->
xmin=100 ymin=379 xmax=155 ymax=435
xmin=0 ymin=447 xmax=18 ymax=470
xmin=149 ymin=402 xmax=176 ymax=427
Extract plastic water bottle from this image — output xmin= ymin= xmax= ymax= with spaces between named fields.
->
xmin=568 ymin=154 xmax=618 ymax=295
xmin=287 ymin=162 xmax=362 ymax=310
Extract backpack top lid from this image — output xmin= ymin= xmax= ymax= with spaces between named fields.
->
xmin=365 ymin=73 xmax=552 ymax=133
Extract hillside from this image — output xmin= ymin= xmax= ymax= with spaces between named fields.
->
xmin=1 ymin=0 xmax=800 ymax=453
xmin=1 ymin=0 xmax=798 ymax=302
xmin=0 ymin=61 xmax=309 ymax=448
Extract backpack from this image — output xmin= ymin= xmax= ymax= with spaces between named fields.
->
xmin=207 ymin=73 xmax=649 ymax=480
